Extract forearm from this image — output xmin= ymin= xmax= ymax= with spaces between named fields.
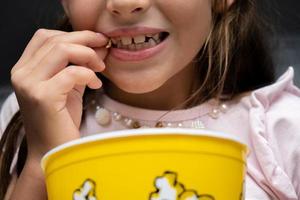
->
xmin=9 ymin=159 xmax=47 ymax=200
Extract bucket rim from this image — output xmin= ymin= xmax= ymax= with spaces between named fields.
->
xmin=41 ymin=128 xmax=248 ymax=169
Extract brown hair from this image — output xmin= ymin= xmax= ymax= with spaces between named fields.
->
xmin=0 ymin=0 xmax=275 ymax=198
xmin=187 ymin=0 xmax=275 ymax=105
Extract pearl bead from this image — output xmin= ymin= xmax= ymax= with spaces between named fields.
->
xmin=220 ymin=103 xmax=228 ymax=113
xmin=112 ymin=112 xmax=122 ymax=121
xmin=105 ymin=39 xmax=112 ymax=48
xmin=167 ymin=123 xmax=173 ymax=127
xmin=209 ymin=108 xmax=219 ymax=119
xmin=125 ymin=119 xmax=133 ymax=127
xmin=95 ymin=108 xmax=111 ymax=126
xmin=92 ymin=100 xmax=230 ymax=128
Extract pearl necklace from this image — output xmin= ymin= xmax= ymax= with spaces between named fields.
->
xmin=91 ymin=100 xmax=229 ymax=129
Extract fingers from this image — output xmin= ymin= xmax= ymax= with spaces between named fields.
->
xmin=12 ymin=29 xmax=66 ymax=74
xmin=47 ymin=66 xmax=102 ymax=95
xmin=28 ymin=30 xmax=108 ymax=72
xmin=31 ymin=43 xmax=106 ymax=80
xmin=12 ymin=30 xmax=108 ymax=75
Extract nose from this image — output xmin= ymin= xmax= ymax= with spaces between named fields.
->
xmin=106 ymin=0 xmax=150 ymax=20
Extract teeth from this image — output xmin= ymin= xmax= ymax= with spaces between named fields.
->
xmin=120 ymin=37 xmax=132 ymax=45
xmin=149 ymin=38 xmax=157 ymax=46
xmin=111 ymin=38 xmax=118 ymax=44
xmin=117 ymin=39 xmax=157 ymax=51
xmin=117 ymin=42 xmax=122 ymax=48
xmin=128 ymin=44 xmax=136 ymax=50
xmin=133 ymin=35 xmax=146 ymax=44
xmin=153 ymin=34 xmax=160 ymax=42
xmin=135 ymin=43 xmax=143 ymax=50
xmin=110 ymin=32 xmax=165 ymax=50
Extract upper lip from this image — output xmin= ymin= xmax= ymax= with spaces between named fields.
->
xmin=103 ymin=26 xmax=167 ymax=38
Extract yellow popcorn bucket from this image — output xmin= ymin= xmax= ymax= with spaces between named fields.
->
xmin=41 ymin=128 xmax=249 ymax=200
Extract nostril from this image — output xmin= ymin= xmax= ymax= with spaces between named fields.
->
xmin=112 ymin=7 xmax=141 ymax=15
xmin=112 ymin=10 xmax=120 ymax=15
xmin=132 ymin=7 xmax=143 ymax=13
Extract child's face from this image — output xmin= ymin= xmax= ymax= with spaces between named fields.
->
xmin=62 ymin=0 xmax=212 ymax=94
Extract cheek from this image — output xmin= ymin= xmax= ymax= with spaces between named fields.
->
xmin=179 ymin=1 xmax=212 ymax=41
xmin=166 ymin=0 xmax=212 ymax=64
xmin=160 ymin=0 xmax=212 ymax=28
xmin=160 ymin=0 xmax=212 ymax=55
xmin=64 ymin=0 xmax=103 ymax=30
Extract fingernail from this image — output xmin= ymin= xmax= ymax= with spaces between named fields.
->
xmin=96 ymin=78 xmax=102 ymax=89
xmin=96 ymin=32 xmax=108 ymax=38
xmin=96 ymin=63 xmax=106 ymax=72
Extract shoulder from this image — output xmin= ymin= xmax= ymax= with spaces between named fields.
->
xmin=241 ymin=67 xmax=300 ymax=198
xmin=249 ymin=66 xmax=300 ymax=124
xmin=0 ymin=92 xmax=20 ymax=136
xmin=240 ymin=66 xmax=300 ymax=141
xmin=234 ymin=67 xmax=300 ymax=125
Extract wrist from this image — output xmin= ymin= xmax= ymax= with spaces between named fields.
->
xmin=10 ymin=157 xmax=47 ymax=200
xmin=25 ymin=128 xmax=81 ymax=160
xmin=23 ymin=157 xmax=45 ymax=181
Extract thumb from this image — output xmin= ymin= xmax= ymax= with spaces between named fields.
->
xmin=94 ymin=47 xmax=109 ymax=60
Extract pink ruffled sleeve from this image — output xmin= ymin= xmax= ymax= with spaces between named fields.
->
xmin=247 ymin=67 xmax=300 ymax=199
xmin=0 ymin=93 xmax=20 ymax=135
xmin=0 ymin=93 xmax=23 ymax=200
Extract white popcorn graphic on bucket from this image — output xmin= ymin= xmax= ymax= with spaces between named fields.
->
xmin=73 ymin=179 xmax=97 ymax=200
xmin=149 ymin=171 xmax=214 ymax=200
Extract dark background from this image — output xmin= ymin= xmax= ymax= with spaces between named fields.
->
xmin=0 ymin=0 xmax=300 ymax=106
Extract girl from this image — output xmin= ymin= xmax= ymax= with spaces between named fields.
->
xmin=1 ymin=0 xmax=300 ymax=199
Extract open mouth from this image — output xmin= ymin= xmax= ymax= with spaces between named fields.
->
xmin=110 ymin=32 xmax=170 ymax=51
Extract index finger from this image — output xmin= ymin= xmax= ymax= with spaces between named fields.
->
xmin=14 ymin=29 xmax=67 ymax=70
xmin=12 ymin=30 xmax=109 ymax=75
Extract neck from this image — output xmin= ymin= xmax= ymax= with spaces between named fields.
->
xmin=103 ymin=63 xmax=199 ymax=110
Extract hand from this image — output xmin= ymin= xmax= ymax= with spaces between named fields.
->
xmin=10 ymin=29 xmax=109 ymax=161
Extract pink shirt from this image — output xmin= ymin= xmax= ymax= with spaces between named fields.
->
xmin=1 ymin=67 xmax=300 ymax=199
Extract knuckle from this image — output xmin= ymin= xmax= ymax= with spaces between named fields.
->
xmin=10 ymin=72 xmax=20 ymax=86
xmin=47 ymin=38 xmax=56 ymax=46
xmin=55 ymin=43 xmax=69 ymax=54
xmin=10 ymin=66 xmax=17 ymax=76
xmin=12 ymin=77 xmax=31 ymax=94
xmin=87 ymin=48 xmax=97 ymax=59
xmin=34 ymin=29 xmax=50 ymax=39
xmin=82 ymin=45 xmax=97 ymax=57
xmin=46 ymin=35 xmax=61 ymax=45
xmin=67 ymin=66 xmax=90 ymax=77
xmin=65 ymin=66 xmax=79 ymax=76
xmin=10 ymin=70 xmax=27 ymax=88
xmin=10 ymin=63 xmax=23 ymax=76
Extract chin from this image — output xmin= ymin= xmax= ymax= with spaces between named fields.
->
xmin=103 ymin=72 xmax=165 ymax=94
xmin=115 ymin=79 xmax=164 ymax=94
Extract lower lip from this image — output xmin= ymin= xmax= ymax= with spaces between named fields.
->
xmin=109 ymin=36 xmax=169 ymax=62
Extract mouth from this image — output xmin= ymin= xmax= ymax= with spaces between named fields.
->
xmin=109 ymin=32 xmax=170 ymax=51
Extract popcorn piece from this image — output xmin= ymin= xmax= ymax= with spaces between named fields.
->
xmin=105 ymin=39 xmax=112 ymax=48
xmin=150 ymin=171 xmax=215 ymax=200
xmin=73 ymin=179 xmax=97 ymax=200
xmin=150 ymin=172 xmax=184 ymax=200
